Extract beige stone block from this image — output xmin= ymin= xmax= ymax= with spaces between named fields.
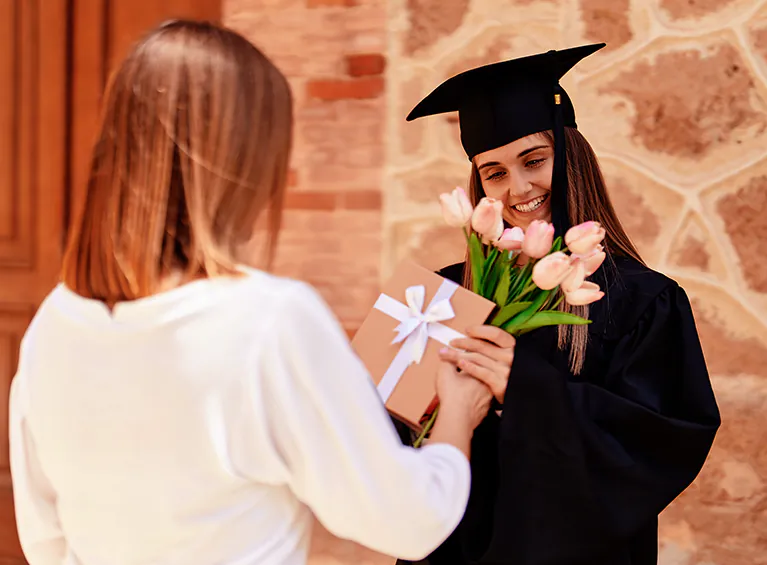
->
xmin=386 ymin=218 xmax=466 ymax=278
xmin=700 ymin=156 xmax=767 ymax=312
xmin=469 ymin=0 xmax=561 ymax=27
xmin=391 ymin=65 xmax=438 ymax=163
xmin=390 ymin=159 xmax=471 ymax=213
xmin=401 ymin=0 xmax=471 ymax=57
xmin=667 ymin=211 xmax=731 ymax=284
xmin=562 ymin=0 xmax=653 ymax=68
xmin=651 ymin=0 xmax=757 ymax=32
xmin=599 ymin=157 xmax=685 ymax=267
xmin=676 ymin=277 xmax=767 ymax=379
xmin=575 ymin=33 xmax=767 ymax=189
xmin=659 ymin=374 xmax=767 ymax=565
xmin=745 ymin=7 xmax=767 ymax=81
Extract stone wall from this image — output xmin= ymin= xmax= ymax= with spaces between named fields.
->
xmin=226 ymin=0 xmax=767 ymax=563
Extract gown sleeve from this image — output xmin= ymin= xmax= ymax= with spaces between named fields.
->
xmin=458 ymin=283 xmax=721 ymax=565
xmin=256 ymin=281 xmax=471 ymax=561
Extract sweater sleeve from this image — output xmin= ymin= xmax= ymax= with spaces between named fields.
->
xmin=8 ymin=340 xmax=68 ymax=565
xmin=256 ymin=282 xmax=471 ymax=561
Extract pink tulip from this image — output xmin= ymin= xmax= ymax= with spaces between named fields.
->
xmin=439 ymin=186 xmax=473 ymax=228
xmin=582 ymin=245 xmax=606 ymax=276
xmin=565 ymin=221 xmax=606 ymax=256
xmin=531 ymin=252 xmax=574 ymax=290
xmin=522 ymin=220 xmax=555 ymax=259
xmin=560 ymin=259 xmax=585 ymax=293
xmin=565 ymin=281 xmax=605 ymax=306
xmin=495 ymin=227 xmax=525 ymax=251
xmin=471 ymin=197 xmax=504 ymax=243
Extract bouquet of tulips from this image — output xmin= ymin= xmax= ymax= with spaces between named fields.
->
xmin=413 ymin=187 xmax=607 ymax=446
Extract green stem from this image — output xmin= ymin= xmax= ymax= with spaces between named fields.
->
xmin=516 ymin=281 xmax=538 ymax=300
xmin=413 ymin=405 xmax=439 ymax=448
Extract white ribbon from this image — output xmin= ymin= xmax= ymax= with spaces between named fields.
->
xmin=373 ymin=280 xmax=465 ymax=403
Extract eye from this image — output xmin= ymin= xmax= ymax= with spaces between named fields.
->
xmin=525 ymin=158 xmax=545 ymax=169
xmin=484 ymin=171 xmax=506 ymax=182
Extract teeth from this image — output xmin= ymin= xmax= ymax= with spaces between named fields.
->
xmin=514 ymin=195 xmax=546 ymax=213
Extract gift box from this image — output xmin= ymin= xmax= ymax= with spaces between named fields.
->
xmin=351 ymin=260 xmax=496 ymax=431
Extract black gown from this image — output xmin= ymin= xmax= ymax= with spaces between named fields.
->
xmin=396 ymin=254 xmax=720 ymax=565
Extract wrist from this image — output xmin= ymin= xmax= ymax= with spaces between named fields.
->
xmin=432 ymin=402 xmax=476 ymax=436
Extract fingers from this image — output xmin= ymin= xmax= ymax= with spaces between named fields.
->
xmin=449 ymin=336 xmax=514 ymax=365
xmin=453 ymin=357 xmax=503 ymax=401
xmin=440 ymin=348 xmax=505 ymax=372
xmin=465 ymin=325 xmax=517 ymax=349
xmin=439 ymin=348 xmax=508 ymax=403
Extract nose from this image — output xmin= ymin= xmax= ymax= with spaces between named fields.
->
xmin=508 ymin=168 xmax=533 ymax=200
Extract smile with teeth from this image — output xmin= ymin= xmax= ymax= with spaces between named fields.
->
xmin=512 ymin=194 xmax=549 ymax=213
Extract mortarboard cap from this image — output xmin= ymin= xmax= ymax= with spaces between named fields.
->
xmin=406 ymin=43 xmax=606 ymax=235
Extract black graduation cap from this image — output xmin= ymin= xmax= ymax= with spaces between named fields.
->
xmin=406 ymin=43 xmax=606 ymax=235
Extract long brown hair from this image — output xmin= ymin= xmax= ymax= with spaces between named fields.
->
xmin=465 ymin=127 xmax=643 ymax=373
xmin=61 ymin=20 xmax=293 ymax=304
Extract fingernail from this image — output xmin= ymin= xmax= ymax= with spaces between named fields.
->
xmin=440 ymin=348 xmax=449 ymax=354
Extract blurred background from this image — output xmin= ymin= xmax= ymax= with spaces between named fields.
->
xmin=1 ymin=0 xmax=766 ymax=563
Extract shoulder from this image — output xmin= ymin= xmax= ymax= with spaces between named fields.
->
xmin=596 ymin=254 xmax=683 ymax=336
xmin=235 ymin=268 xmax=344 ymax=343
xmin=235 ymin=267 xmax=332 ymax=319
xmin=605 ymin=255 xmax=677 ymax=301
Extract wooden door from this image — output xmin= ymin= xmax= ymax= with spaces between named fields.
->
xmin=0 ymin=1 xmax=220 ymax=562
xmin=0 ymin=1 xmax=68 ymax=558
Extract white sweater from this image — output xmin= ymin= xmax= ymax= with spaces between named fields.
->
xmin=9 ymin=269 xmax=470 ymax=565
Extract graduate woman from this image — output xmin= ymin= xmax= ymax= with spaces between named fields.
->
xmin=403 ymin=43 xmax=721 ymax=565
xmin=7 ymin=20 xmax=503 ymax=565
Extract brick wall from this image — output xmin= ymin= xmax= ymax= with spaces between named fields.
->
xmin=226 ymin=0 xmax=387 ymax=337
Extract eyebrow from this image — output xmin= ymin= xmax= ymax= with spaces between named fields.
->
xmin=477 ymin=145 xmax=550 ymax=171
xmin=517 ymin=145 xmax=549 ymax=158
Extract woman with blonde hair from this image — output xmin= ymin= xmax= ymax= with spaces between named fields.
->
xmin=8 ymin=20 xmax=505 ymax=565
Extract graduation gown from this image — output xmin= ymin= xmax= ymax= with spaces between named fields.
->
xmin=398 ymin=254 xmax=720 ymax=565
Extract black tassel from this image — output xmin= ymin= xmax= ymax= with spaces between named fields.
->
xmin=551 ymin=84 xmax=570 ymax=238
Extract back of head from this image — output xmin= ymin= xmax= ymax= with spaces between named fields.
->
xmin=62 ymin=19 xmax=293 ymax=304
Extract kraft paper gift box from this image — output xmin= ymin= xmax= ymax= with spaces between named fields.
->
xmin=351 ymin=260 xmax=496 ymax=431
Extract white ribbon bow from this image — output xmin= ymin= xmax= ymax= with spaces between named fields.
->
xmin=373 ymin=280 xmax=465 ymax=403
xmin=392 ymin=285 xmax=456 ymax=364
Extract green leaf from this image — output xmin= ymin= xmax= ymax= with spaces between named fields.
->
xmin=503 ymin=290 xmax=550 ymax=334
xmin=551 ymin=236 xmax=563 ymax=253
xmin=484 ymin=246 xmax=500 ymax=270
xmin=468 ymin=233 xmax=484 ymax=294
xmin=512 ymin=310 xmax=592 ymax=334
xmin=508 ymin=260 xmax=534 ymax=301
xmin=493 ymin=264 xmax=512 ymax=306
xmin=490 ymin=301 xmax=532 ymax=327
xmin=481 ymin=248 xmax=503 ymax=297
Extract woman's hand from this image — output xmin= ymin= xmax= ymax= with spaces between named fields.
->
xmin=439 ymin=325 xmax=515 ymax=404
xmin=435 ymin=361 xmax=494 ymax=433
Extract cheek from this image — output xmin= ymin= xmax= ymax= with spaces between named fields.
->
xmin=533 ymin=161 xmax=554 ymax=192
xmin=480 ymin=180 xmax=509 ymax=201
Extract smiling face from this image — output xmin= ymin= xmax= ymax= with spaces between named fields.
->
xmin=473 ymin=132 xmax=554 ymax=231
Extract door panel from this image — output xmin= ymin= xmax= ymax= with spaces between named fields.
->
xmin=0 ymin=0 xmax=68 ymax=561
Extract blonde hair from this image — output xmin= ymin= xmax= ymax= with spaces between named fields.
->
xmin=61 ymin=20 xmax=293 ymax=304
xmin=466 ymin=127 xmax=643 ymax=374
